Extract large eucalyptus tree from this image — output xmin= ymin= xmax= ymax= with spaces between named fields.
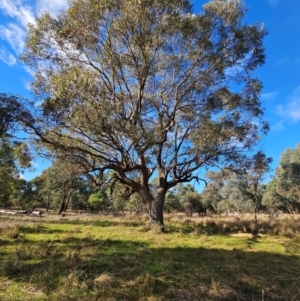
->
xmin=21 ymin=0 xmax=268 ymax=229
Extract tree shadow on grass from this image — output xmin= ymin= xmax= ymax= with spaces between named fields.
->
xmin=1 ymin=235 xmax=300 ymax=301
xmin=45 ymin=218 xmax=146 ymax=229
xmin=20 ymin=225 xmax=67 ymax=234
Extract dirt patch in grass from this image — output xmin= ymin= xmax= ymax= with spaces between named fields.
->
xmin=230 ymin=232 xmax=255 ymax=238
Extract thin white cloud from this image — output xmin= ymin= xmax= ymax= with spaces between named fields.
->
xmin=0 ymin=47 xmax=17 ymax=66
xmin=267 ymin=0 xmax=281 ymax=6
xmin=0 ymin=0 xmax=69 ymax=74
xmin=23 ymin=65 xmax=35 ymax=76
xmin=0 ymin=0 xmax=34 ymax=63
xmin=0 ymin=23 xmax=25 ymax=53
xmin=261 ymin=91 xmax=278 ymax=101
xmin=0 ymin=0 xmax=35 ymax=27
xmin=277 ymin=56 xmax=289 ymax=66
xmin=36 ymin=0 xmax=68 ymax=16
xmin=276 ymin=86 xmax=300 ymax=122
xmin=271 ymin=120 xmax=285 ymax=131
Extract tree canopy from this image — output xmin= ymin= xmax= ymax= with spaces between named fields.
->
xmin=20 ymin=0 xmax=268 ymax=229
xmin=263 ymin=144 xmax=300 ymax=213
xmin=0 ymin=94 xmax=32 ymax=207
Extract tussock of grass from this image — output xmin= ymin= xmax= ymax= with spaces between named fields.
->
xmin=94 ymin=272 xmax=115 ymax=287
xmin=0 ymin=224 xmax=21 ymax=239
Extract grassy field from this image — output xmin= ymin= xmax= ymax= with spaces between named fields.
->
xmin=0 ymin=213 xmax=300 ymax=301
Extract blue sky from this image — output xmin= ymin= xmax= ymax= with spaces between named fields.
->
xmin=0 ymin=0 xmax=299 ymax=181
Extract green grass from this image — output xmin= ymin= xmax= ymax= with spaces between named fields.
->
xmin=0 ymin=213 xmax=299 ymax=300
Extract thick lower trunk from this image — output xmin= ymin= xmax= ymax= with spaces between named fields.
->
xmin=149 ymin=196 xmax=164 ymax=230
xmin=138 ymin=189 xmax=165 ymax=232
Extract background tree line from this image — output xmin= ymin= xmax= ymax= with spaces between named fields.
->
xmin=1 ymin=143 xmax=300 ymax=216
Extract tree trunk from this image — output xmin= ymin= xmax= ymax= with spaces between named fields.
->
xmin=149 ymin=195 xmax=164 ymax=230
xmin=138 ymin=188 xmax=165 ymax=232
xmin=254 ymin=202 xmax=258 ymax=227
xmin=254 ymin=192 xmax=258 ymax=230
xmin=58 ymin=195 xmax=67 ymax=215
xmin=64 ymin=190 xmax=73 ymax=212
xmin=46 ymin=192 xmax=52 ymax=212
xmin=58 ymin=181 xmax=72 ymax=215
xmin=226 ymin=205 xmax=231 ymax=215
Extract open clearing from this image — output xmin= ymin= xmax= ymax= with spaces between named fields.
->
xmin=0 ymin=213 xmax=299 ymax=300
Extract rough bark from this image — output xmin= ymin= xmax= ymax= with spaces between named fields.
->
xmin=138 ymin=187 xmax=165 ymax=231
xmin=150 ymin=195 xmax=165 ymax=231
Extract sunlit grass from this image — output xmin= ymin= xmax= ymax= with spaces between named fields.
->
xmin=0 ymin=213 xmax=299 ymax=300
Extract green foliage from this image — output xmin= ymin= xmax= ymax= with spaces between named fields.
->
xmin=203 ymin=151 xmax=272 ymax=216
xmin=0 ymin=93 xmax=30 ymax=137
xmin=11 ymin=179 xmax=42 ymax=209
xmin=0 ymin=138 xmax=32 ymax=208
xmin=105 ymin=173 xmax=139 ymax=212
xmin=175 ymin=184 xmax=203 ymax=216
xmin=262 ymin=179 xmax=286 ymax=211
xmin=125 ymin=193 xmax=144 ymax=214
xmin=0 ymin=93 xmax=33 ymax=208
xmin=0 ymin=141 xmax=15 ymax=207
xmin=87 ymin=190 xmax=110 ymax=211
xmin=201 ymin=183 xmax=221 ymax=212
xmin=25 ymin=159 xmax=92 ymax=213
xmin=164 ymin=191 xmax=181 ymax=213
xmin=70 ymin=180 xmax=91 ymax=211
xmin=21 ymin=0 xmax=267 ymax=226
xmin=263 ymin=144 xmax=300 ymax=213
